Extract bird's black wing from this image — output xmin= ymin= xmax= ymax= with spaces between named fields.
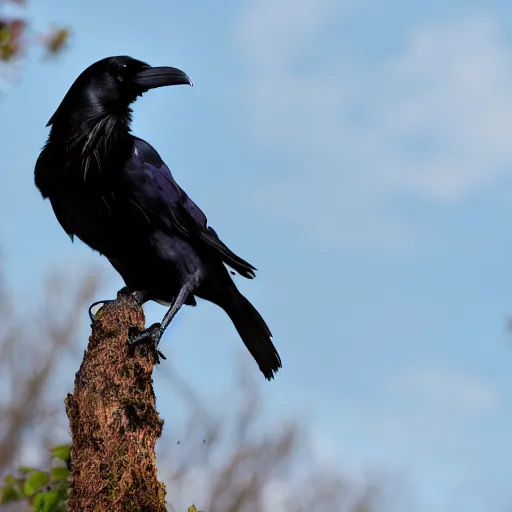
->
xmin=34 ymin=150 xmax=75 ymax=242
xmin=121 ymin=137 xmax=256 ymax=279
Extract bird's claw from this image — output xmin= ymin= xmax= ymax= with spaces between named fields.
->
xmin=88 ymin=300 xmax=114 ymax=325
xmin=89 ymin=288 xmax=132 ymax=326
xmin=128 ymin=323 xmax=167 ymax=364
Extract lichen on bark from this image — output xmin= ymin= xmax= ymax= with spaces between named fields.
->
xmin=65 ymin=294 xmax=166 ymax=511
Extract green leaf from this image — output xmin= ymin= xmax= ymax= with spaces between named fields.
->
xmin=3 ymin=475 xmax=15 ymax=484
xmin=0 ymin=485 xmax=20 ymax=504
xmin=51 ymin=466 xmax=70 ymax=482
xmin=51 ymin=444 xmax=71 ymax=463
xmin=188 ymin=506 xmax=198 ymax=512
xmin=23 ymin=470 xmax=49 ymax=496
xmin=18 ymin=465 xmax=37 ymax=474
xmin=33 ymin=491 xmax=60 ymax=512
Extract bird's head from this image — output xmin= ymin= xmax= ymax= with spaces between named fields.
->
xmin=47 ymin=55 xmax=192 ymax=127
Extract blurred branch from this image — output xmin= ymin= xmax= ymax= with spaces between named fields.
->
xmin=0 ymin=264 xmax=403 ymax=511
xmin=0 ymin=268 xmax=99 ymax=475
xmin=159 ymin=363 xmax=396 ymax=512
xmin=65 ymin=294 xmax=167 ymax=512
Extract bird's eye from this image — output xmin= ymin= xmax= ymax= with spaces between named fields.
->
xmin=117 ymin=63 xmax=128 ymax=82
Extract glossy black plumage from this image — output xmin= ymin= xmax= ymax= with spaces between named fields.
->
xmin=34 ymin=56 xmax=281 ymax=380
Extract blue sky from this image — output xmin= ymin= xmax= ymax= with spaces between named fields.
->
xmin=1 ymin=0 xmax=512 ymax=509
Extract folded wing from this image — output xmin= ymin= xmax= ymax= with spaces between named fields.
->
xmin=122 ymin=137 xmax=256 ymax=279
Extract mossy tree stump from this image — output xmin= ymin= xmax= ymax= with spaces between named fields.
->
xmin=65 ymin=294 xmax=166 ymax=511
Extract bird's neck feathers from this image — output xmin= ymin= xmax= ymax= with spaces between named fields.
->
xmin=44 ymin=104 xmax=133 ymax=182
xmin=45 ymin=101 xmax=135 ymax=180
xmin=48 ymin=103 xmax=133 ymax=152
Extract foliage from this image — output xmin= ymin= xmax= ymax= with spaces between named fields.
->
xmin=0 ymin=444 xmax=70 ymax=511
xmin=0 ymin=0 xmax=69 ymax=62
xmin=0 ymin=444 xmax=203 ymax=511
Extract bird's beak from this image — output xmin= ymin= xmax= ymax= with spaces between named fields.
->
xmin=133 ymin=66 xmax=193 ymax=89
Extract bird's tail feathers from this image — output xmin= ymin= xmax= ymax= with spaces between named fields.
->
xmin=223 ymin=291 xmax=281 ymax=380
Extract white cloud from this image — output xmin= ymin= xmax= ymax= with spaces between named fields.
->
xmin=344 ymin=363 xmax=500 ymax=460
xmin=236 ymin=5 xmax=512 ymax=247
xmin=293 ymin=363 xmax=499 ymax=466
xmin=382 ymin=18 xmax=512 ymax=199
xmin=388 ymin=364 xmax=498 ymax=417
xmin=371 ymin=364 xmax=499 ymax=453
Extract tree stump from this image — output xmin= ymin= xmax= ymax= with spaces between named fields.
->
xmin=65 ymin=294 xmax=166 ymax=511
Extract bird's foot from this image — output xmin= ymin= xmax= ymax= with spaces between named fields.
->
xmin=129 ymin=322 xmax=163 ymax=346
xmin=128 ymin=323 xmax=167 ymax=364
xmin=88 ymin=300 xmax=114 ymax=325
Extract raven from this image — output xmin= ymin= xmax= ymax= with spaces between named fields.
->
xmin=34 ymin=56 xmax=281 ymax=380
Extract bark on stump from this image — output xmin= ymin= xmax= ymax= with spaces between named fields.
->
xmin=65 ymin=294 xmax=166 ymax=512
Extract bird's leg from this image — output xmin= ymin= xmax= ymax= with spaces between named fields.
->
xmin=128 ymin=281 xmax=193 ymax=354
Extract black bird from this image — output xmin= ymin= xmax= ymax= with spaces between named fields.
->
xmin=34 ymin=56 xmax=281 ymax=380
